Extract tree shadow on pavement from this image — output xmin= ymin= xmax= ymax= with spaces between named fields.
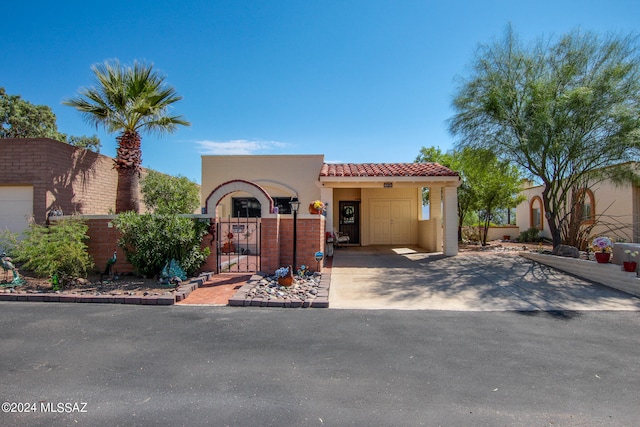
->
xmin=330 ymin=247 xmax=640 ymax=315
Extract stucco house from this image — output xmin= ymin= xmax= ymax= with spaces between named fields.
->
xmin=201 ymin=154 xmax=461 ymax=272
xmin=0 ymin=141 xmax=461 ymax=276
xmin=516 ymin=175 xmax=640 ymax=244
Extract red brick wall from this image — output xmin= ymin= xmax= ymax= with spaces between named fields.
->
xmin=261 ymin=217 xmax=281 ymax=273
xmin=295 ymin=216 xmax=326 ymax=271
xmin=84 ymin=218 xmax=136 ymax=274
xmin=0 ymin=138 xmax=147 ymax=224
xmin=273 ymin=215 xmax=325 ymax=274
xmin=181 ymin=216 xmax=324 ymax=276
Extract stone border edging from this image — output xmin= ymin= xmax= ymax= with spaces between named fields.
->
xmin=0 ymin=273 xmax=215 ymax=306
xmin=228 ymin=271 xmax=331 ymax=308
xmin=520 ymin=252 xmax=640 ymax=298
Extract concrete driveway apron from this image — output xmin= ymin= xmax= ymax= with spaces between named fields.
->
xmin=328 ymin=246 xmax=640 ymax=311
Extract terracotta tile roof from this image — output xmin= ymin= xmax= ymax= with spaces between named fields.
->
xmin=320 ymin=162 xmax=458 ymax=178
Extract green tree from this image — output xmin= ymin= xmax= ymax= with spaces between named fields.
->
xmin=416 ymin=146 xmax=523 ymax=244
xmin=1 ymin=87 xmax=102 ymax=152
xmin=449 ymin=26 xmax=640 ymax=248
xmin=67 ymin=135 xmax=101 ymax=153
xmin=470 ymin=150 xmax=525 ymax=245
xmin=64 ymin=60 xmax=190 ymax=213
xmin=416 ymin=146 xmax=475 ymax=241
xmin=0 ymin=87 xmax=66 ymax=140
xmin=141 ymin=170 xmax=200 ymax=214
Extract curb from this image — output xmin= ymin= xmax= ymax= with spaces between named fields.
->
xmin=0 ymin=273 xmax=215 ymax=306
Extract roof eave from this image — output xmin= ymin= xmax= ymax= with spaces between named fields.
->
xmin=319 ymin=175 xmax=461 ymax=187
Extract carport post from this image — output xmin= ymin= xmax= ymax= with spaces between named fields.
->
xmin=443 ymin=186 xmax=458 ymax=256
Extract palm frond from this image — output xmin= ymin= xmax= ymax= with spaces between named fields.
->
xmin=64 ymin=59 xmax=189 ymax=136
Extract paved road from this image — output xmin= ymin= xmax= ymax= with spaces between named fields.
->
xmin=329 ymin=247 xmax=640 ymax=311
xmin=1 ymin=303 xmax=639 ymax=426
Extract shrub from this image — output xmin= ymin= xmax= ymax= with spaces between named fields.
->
xmin=518 ymin=227 xmax=541 ymax=243
xmin=461 ymin=226 xmax=481 ymax=243
xmin=0 ymin=228 xmax=18 ymax=254
xmin=14 ymin=217 xmax=94 ymax=284
xmin=112 ymin=213 xmax=210 ymax=278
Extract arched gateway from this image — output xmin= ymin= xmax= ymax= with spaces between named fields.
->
xmin=204 ymin=180 xmax=274 ymax=273
xmin=204 ymin=179 xmax=274 ymax=217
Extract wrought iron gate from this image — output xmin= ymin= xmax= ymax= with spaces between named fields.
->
xmin=216 ymin=217 xmax=261 ymax=273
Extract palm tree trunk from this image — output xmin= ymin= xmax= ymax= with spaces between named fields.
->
xmin=114 ymin=130 xmax=142 ymax=213
xmin=116 ymin=168 xmax=140 ymax=213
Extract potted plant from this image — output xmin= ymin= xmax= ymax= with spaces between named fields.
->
xmin=275 ymin=266 xmax=294 ymax=287
xmin=592 ymin=236 xmax=612 ymax=263
xmin=309 ymin=200 xmax=325 ymax=214
xmin=623 ymin=249 xmax=638 ymax=272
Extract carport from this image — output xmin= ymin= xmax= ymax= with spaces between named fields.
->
xmin=328 ymin=246 xmax=640 ymax=311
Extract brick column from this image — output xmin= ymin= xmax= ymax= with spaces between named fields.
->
xmin=260 ymin=216 xmax=281 ymax=274
xmin=295 ymin=215 xmax=326 ymax=272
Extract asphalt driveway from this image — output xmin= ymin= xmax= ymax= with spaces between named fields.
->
xmin=328 ymin=246 xmax=640 ymax=311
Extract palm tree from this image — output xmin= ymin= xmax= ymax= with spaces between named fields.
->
xmin=64 ymin=60 xmax=190 ymax=213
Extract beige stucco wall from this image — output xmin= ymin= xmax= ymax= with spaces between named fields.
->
xmin=516 ymin=186 xmax=549 ymax=238
xmin=591 ymin=180 xmax=636 ymax=241
xmin=201 ymin=154 xmax=324 ymax=216
xmin=418 ymin=218 xmax=440 ymax=251
xmin=517 ymin=180 xmax=638 ymax=243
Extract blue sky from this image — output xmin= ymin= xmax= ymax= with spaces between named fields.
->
xmin=2 ymin=1 xmax=638 ymax=184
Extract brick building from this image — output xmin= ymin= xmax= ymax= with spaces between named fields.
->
xmin=0 ymin=138 xmax=148 ymax=233
xmin=0 ymin=138 xmax=152 ymax=274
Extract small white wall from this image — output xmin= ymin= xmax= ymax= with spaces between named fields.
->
xmin=418 ymin=218 xmax=441 ymax=252
xmin=486 ymin=226 xmax=520 ymax=241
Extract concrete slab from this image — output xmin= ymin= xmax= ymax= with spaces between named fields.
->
xmin=328 ymin=246 xmax=640 ymax=311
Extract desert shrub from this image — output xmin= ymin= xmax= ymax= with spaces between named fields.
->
xmin=518 ymin=227 xmax=541 ymax=243
xmin=14 ymin=217 xmax=94 ymax=282
xmin=112 ymin=212 xmax=210 ymax=278
xmin=0 ymin=228 xmax=18 ymax=254
xmin=461 ymin=226 xmax=481 ymax=243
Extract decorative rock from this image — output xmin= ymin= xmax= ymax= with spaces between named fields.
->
xmin=552 ymin=244 xmax=579 ymax=258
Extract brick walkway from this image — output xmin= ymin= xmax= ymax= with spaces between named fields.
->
xmin=176 ymin=273 xmax=252 ymax=305
xmin=177 ymin=257 xmax=333 ymax=306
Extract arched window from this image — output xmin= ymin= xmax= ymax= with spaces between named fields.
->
xmin=530 ymin=196 xmax=544 ymax=230
xmin=575 ymin=188 xmax=595 ymax=224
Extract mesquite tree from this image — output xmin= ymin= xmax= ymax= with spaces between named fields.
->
xmin=449 ymin=26 xmax=640 ymax=248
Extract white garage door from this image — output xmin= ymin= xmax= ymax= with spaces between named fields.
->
xmin=0 ymin=186 xmax=33 ymax=234
xmin=370 ymin=200 xmax=411 ymax=245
